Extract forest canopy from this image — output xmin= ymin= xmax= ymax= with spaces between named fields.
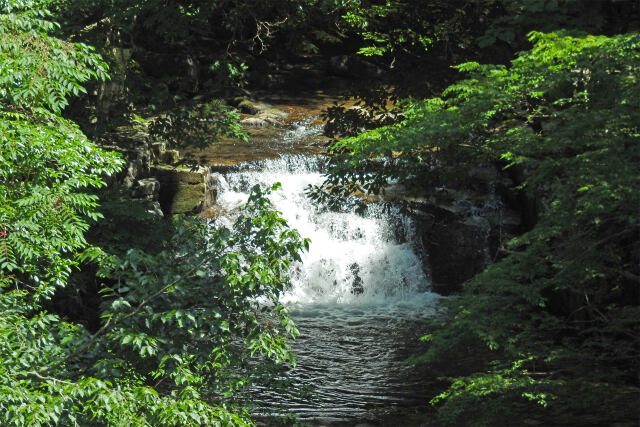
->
xmin=0 ymin=2 xmax=307 ymax=425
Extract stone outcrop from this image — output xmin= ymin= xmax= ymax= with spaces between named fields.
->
xmin=415 ymin=204 xmax=490 ymax=294
xmin=410 ymin=164 xmax=524 ymax=294
xmin=236 ymin=99 xmax=289 ymax=128
xmin=121 ymin=146 xmax=152 ymax=189
xmin=95 ymin=47 xmax=132 ymax=117
xmin=100 ymin=124 xmax=218 ymax=218
xmin=101 ymin=125 xmax=162 ymax=186
xmin=152 ymin=166 xmax=217 ymax=215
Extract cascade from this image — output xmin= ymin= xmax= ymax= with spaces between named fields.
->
xmin=213 ymin=155 xmax=434 ymax=305
xmin=211 ymin=120 xmax=444 ymax=422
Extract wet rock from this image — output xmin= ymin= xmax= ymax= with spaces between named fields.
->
xmin=238 ymin=99 xmax=267 ymax=115
xmin=240 ymin=112 xmax=286 ymax=127
xmin=463 ymin=215 xmax=491 ymax=235
xmin=240 ymin=117 xmax=266 ymax=127
xmin=237 ymin=99 xmax=288 ymax=127
xmin=403 ymin=159 xmax=529 ymax=294
xmin=349 ymin=263 xmax=364 ymax=295
xmin=202 ymin=173 xmax=217 ymax=210
xmin=418 ymin=204 xmax=491 ymax=294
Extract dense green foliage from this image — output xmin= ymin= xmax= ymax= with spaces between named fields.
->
xmin=0 ymin=3 xmax=308 ymax=425
xmin=322 ymin=31 xmax=640 ymax=424
xmin=322 ymin=0 xmax=639 ymax=142
xmin=1 ymin=196 xmax=307 ymax=425
xmin=41 ymin=0 xmax=637 ymax=144
xmin=0 ymin=0 xmax=121 ymax=300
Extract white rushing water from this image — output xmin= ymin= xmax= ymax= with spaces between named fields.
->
xmin=213 ymin=155 xmax=437 ymax=307
xmin=212 ymin=151 xmax=445 ymax=422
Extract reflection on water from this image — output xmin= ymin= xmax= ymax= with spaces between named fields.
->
xmin=211 ymin=118 xmax=443 ymax=423
xmin=250 ymin=301 xmax=444 ymax=423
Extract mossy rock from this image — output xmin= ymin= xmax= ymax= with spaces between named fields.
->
xmin=153 ymin=166 xmax=208 ymax=214
xmin=168 ymin=181 xmax=205 ymax=214
xmin=238 ymin=99 xmax=264 ymax=115
xmin=158 ymin=149 xmax=180 ymax=164
xmin=154 ymin=166 xmax=204 ymax=185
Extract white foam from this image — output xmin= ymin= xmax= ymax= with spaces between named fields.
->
xmin=213 ymin=155 xmax=433 ymax=306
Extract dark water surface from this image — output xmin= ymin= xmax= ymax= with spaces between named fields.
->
xmin=251 ymin=302 xmax=445 ymax=424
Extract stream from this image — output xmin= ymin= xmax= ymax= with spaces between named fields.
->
xmin=210 ymin=116 xmax=445 ymax=424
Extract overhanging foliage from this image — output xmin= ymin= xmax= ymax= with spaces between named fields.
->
xmin=0 ymin=3 xmax=309 ymax=424
xmin=322 ymin=31 xmax=640 ymax=424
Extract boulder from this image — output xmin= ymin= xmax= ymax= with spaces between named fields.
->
xmin=132 ymin=178 xmax=160 ymax=201
xmin=418 ymin=204 xmax=491 ymax=294
xmin=240 ymin=111 xmax=288 ymax=128
xmin=240 ymin=117 xmax=270 ymax=127
xmin=153 ymin=166 xmax=217 ymax=215
xmin=240 ymin=114 xmax=283 ymax=127
xmin=237 ymin=99 xmax=288 ymax=127
xmin=237 ymin=99 xmax=267 ymax=115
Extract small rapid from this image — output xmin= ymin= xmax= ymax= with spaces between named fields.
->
xmin=211 ymin=123 xmax=444 ymax=422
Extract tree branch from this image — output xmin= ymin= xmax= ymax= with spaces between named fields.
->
xmin=39 ymin=254 xmax=208 ymax=374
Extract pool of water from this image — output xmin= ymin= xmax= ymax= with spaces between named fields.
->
xmin=213 ymin=153 xmax=445 ymax=424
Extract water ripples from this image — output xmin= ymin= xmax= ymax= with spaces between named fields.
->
xmin=213 ymin=153 xmax=445 ymax=423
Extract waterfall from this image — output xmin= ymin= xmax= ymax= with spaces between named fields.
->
xmin=211 ymin=152 xmax=444 ymax=422
xmin=212 ymin=154 xmax=436 ymax=307
xmin=205 ymin=117 xmax=445 ymax=421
